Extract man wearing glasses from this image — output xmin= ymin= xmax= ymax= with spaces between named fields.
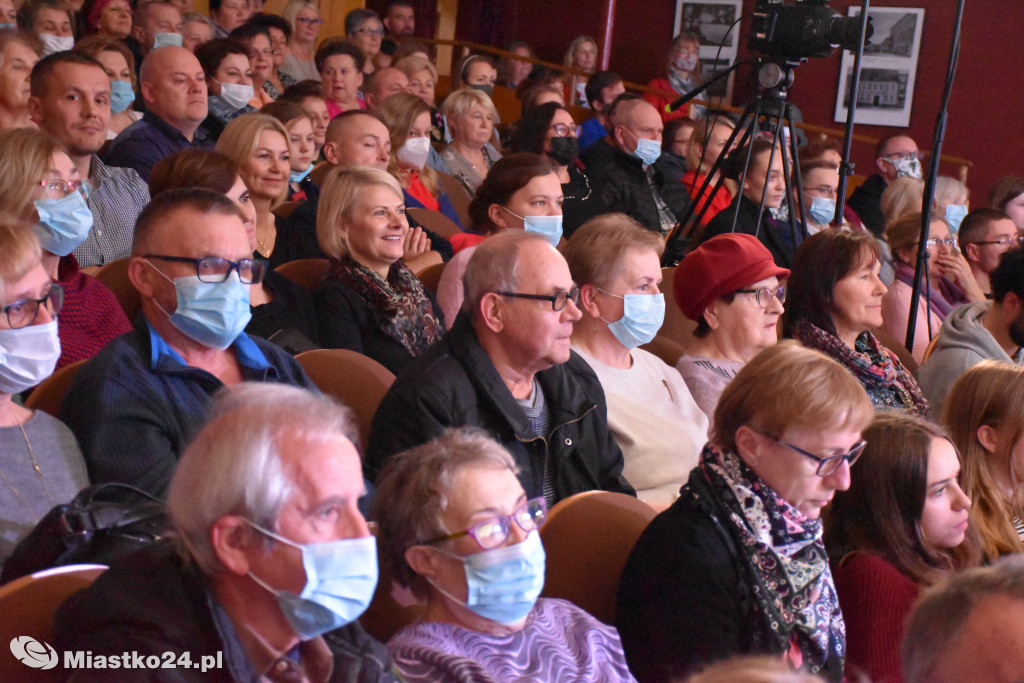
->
xmin=61 ymin=188 xmax=316 ymax=498
xmin=793 ymin=160 xmax=843 ymax=235
xmin=918 ymin=246 xmax=1024 ymax=412
xmin=957 ymin=208 xmax=1023 ymax=295
xmin=367 ymin=230 xmax=635 ymax=506
xmin=848 ymin=133 xmax=922 ymax=237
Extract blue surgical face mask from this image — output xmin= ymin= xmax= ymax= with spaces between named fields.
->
xmin=808 ymin=195 xmax=836 ymax=226
xmin=632 ymin=134 xmax=661 ymax=166
xmin=290 ymin=162 xmax=314 ymax=183
xmin=153 ymin=32 xmax=183 ymax=48
xmin=597 ymin=290 xmax=665 ymax=348
xmin=945 ymin=204 xmax=968 ymax=234
xmin=109 ymin=80 xmax=135 ymax=114
xmin=33 ymin=191 xmax=94 ymax=256
xmin=244 ymin=520 xmax=379 ymax=641
xmin=0 ymin=23 xmax=15 ymax=30
xmin=501 ymin=206 xmax=563 ymax=247
xmin=147 ymin=263 xmax=252 ymax=350
xmin=430 ymin=531 xmax=546 ymax=625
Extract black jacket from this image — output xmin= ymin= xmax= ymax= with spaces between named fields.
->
xmin=698 ymin=195 xmax=802 ymax=268
xmin=598 ymin=148 xmax=693 ymax=234
xmin=365 ymin=314 xmax=635 ymax=502
xmin=846 ymin=173 xmax=888 ymax=237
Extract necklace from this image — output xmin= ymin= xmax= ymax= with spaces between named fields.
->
xmin=256 ymin=222 xmax=275 ymax=256
xmin=563 ymin=166 xmax=592 ymax=202
xmin=0 ymin=406 xmax=55 ymax=524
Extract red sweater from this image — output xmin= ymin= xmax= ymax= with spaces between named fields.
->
xmin=832 ymin=552 xmax=919 ymax=683
xmin=57 ymin=255 xmax=132 ymax=369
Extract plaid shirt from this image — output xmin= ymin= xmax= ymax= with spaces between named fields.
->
xmin=73 ymin=155 xmax=150 ymax=266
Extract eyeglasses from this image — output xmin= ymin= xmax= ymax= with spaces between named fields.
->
xmin=425 ymin=497 xmax=547 ymax=550
xmin=249 ymin=48 xmax=274 ymax=59
xmin=143 ymin=255 xmax=268 ymax=284
xmin=972 ymin=235 xmax=1024 ymax=248
xmin=885 ymin=152 xmax=923 ymax=162
xmin=760 ymin=431 xmax=867 ymax=477
xmin=803 ymin=184 xmax=838 ymax=197
xmin=733 ymin=285 xmax=786 ymax=308
xmin=39 ymin=178 xmax=95 ymax=200
xmin=295 ymin=16 xmax=322 ymax=25
xmin=550 ymin=123 xmax=580 ymax=138
xmin=497 ymin=287 xmax=581 ymax=311
xmin=920 ymin=238 xmax=956 ymax=249
xmin=2 ymin=283 xmax=64 ymax=329
xmin=354 ymin=27 xmax=385 ymax=37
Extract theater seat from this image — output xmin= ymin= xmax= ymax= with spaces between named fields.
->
xmin=274 ymin=258 xmax=329 ymax=292
xmin=25 ymin=360 xmax=86 ymax=418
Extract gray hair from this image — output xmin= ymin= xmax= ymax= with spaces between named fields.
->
xmin=439 ymin=88 xmax=497 ymax=126
xmin=902 ymin=554 xmax=1024 ymax=683
xmin=462 ymin=231 xmax=548 ymax=318
xmin=373 ymin=428 xmax=517 ymax=600
xmin=167 ymin=383 xmax=359 ymax=575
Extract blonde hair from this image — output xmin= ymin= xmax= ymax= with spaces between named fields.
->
xmin=884 ymin=211 xmax=947 ymax=263
xmin=942 ymin=361 xmax=1024 ymax=560
xmin=563 ymin=35 xmax=597 ymax=72
xmin=216 ymin=113 xmax=291 ymax=209
xmin=394 ymin=55 xmax=437 ymax=85
xmin=440 ymin=88 xmax=497 ymax=130
xmin=0 ymin=218 xmax=43 ymax=304
xmin=0 ymin=128 xmax=64 ymax=219
xmin=881 ymin=176 xmax=924 ymax=228
xmin=560 ymin=213 xmax=664 ymax=290
xmin=934 ymin=175 xmax=969 ymax=207
xmin=377 ymin=91 xmax=439 ymax=196
xmin=282 ymin=0 xmax=317 ymax=36
xmin=712 ymin=341 xmax=874 ymax=453
xmin=688 ymin=115 xmax=735 ymax=173
xmin=316 ymin=165 xmax=404 ymax=260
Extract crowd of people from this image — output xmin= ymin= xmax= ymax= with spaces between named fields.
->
xmin=2 ymin=0 xmax=1024 ymax=680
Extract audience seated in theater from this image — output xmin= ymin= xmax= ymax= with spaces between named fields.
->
xmin=207 ymin=0 xmax=246 ymax=38
xmin=29 ymin=50 xmax=151 ymax=266
xmin=0 ymin=31 xmax=40 ymax=130
xmin=847 ymin=134 xmax=921 ymax=237
xmin=901 ymin=555 xmax=1024 ymax=683
xmin=60 ymin=188 xmax=316 ymax=497
xmin=986 ymin=175 xmax=1024 ymax=232
xmin=918 ymin=246 xmax=1024 ymax=412
xmin=933 ymin=175 xmax=969 ymax=234
xmin=508 ymin=102 xmax=608 ymax=239
xmin=0 ymin=220 xmax=88 ymax=566
xmin=245 ymin=13 xmax=296 ymax=99
xmin=312 ymin=166 xmax=444 ymax=374
xmin=345 ymin=8 xmax=383 ymax=75
xmin=380 ymin=0 xmax=416 ymax=59
xmin=681 ymin=115 xmax=737 ymax=228
xmin=673 ymin=233 xmax=787 ymax=424
xmin=280 ymin=0 xmax=320 ymax=83
xmin=438 ymin=88 xmax=501 ymax=196
xmin=227 ymin=22 xmax=275 ymax=108
xmin=497 ymin=39 xmax=534 ymax=90
xmin=104 ymin=45 xmax=214 ymax=181
xmin=72 ymin=37 xmax=143 ymax=139
xmin=195 ymin=38 xmax=258 ymax=141
xmin=54 ymin=383 xmax=400 ymax=681
xmin=377 ymin=428 xmax=636 ymax=682
xmin=698 ymin=138 xmax=801 ymax=268
xmin=792 ymin=160 xmax=844 ymax=235
xmin=0 ymin=0 xmax=14 ymax=28
xmin=578 ymin=70 xmax=624 ymax=150
xmin=798 ymin=137 xmax=863 ymax=230
xmin=366 ymin=230 xmax=635 ymax=504
xmin=80 ymin=0 xmax=132 ymax=41
xmin=377 ymin=91 xmax=462 ymax=227
xmin=578 ymin=91 xmax=636 ymax=186
xmin=785 ymin=228 xmax=927 ymax=413
xmin=394 ymin=55 xmax=446 ymax=147
xmin=956 ymin=208 xmax=1021 ymax=295
xmin=563 ymin=214 xmax=709 ymax=506
xmin=149 ymin=148 xmax=319 ymax=350
xmin=644 ymin=32 xmax=705 ymax=122
xmin=595 ymin=97 xmax=692 ymax=236
xmin=562 ymin=35 xmax=597 ymax=108
xmin=686 ymin=655 xmax=825 ymax=683
xmin=260 ymin=100 xmax=319 ymax=202
xmin=0 ymin=127 xmax=131 ymax=368
xmin=316 ymin=38 xmax=364 ymax=118
xmin=881 ymin=212 xmax=983 ymax=363
xmin=17 ymin=0 xmax=74 ymax=57
xmin=656 ymin=116 xmax=695 ymax=186
xmin=617 ymin=342 xmax=872 ymax=682
xmin=361 ymin=66 xmax=408 ymax=111
xmin=452 ymin=53 xmax=496 ymax=95
xmin=124 ymin=1 xmax=181 ymax=76
xmin=278 ymin=78 xmax=328 ymax=156
xmin=942 ymin=362 xmax=1024 ymax=560
xmin=825 ymin=412 xmax=981 ymax=683
xmin=435 ymin=153 xmax=562 ymax=325
xmin=180 ymin=12 xmax=213 ymax=53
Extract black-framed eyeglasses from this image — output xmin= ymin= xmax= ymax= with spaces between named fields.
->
xmin=496 ymin=287 xmax=581 ymax=311
xmin=920 ymin=237 xmax=956 ymax=249
xmin=733 ymin=285 xmax=786 ymax=309
xmin=760 ymin=430 xmax=867 ymax=476
xmin=2 ymin=283 xmax=64 ymax=329
xmin=143 ymin=255 xmax=268 ymax=284
xmin=972 ymin=235 xmax=1024 ymax=248
xmin=424 ymin=497 xmax=547 ymax=551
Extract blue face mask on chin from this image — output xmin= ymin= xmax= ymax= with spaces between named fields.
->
xmin=598 ymin=290 xmax=665 ymax=348
xmin=33 ymin=191 xmax=94 ymax=256
xmin=290 ymin=162 xmax=315 ymax=183
xmin=147 ymin=262 xmax=252 ymax=350
xmin=244 ymin=520 xmax=379 ymax=641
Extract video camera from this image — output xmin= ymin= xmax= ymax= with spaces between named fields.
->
xmin=748 ymin=0 xmax=871 ymax=60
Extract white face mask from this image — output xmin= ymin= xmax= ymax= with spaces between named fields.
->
xmin=38 ymin=33 xmax=74 ymax=57
xmin=0 ymin=320 xmax=61 ymax=394
xmin=397 ymin=136 xmax=431 ymax=171
xmin=215 ymin=80 xmax=255 ymax=112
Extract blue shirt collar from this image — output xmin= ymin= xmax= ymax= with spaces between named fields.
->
xmin=146 ymin=319 xmax=270 ymax=372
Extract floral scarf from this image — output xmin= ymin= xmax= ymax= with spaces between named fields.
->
xmin=697 ymin=444 xmax=843 ymax=677
xmin=793 ymin=320 xmax=928 ymax=414
xmin=327 ymin=255 xmax=443 ymax=356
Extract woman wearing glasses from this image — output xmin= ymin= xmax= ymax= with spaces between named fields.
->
xmin=376 ymin=428 xmax=635 ymax=682
xmin=784 ymin=229 xmax=927 ymax=413
xmin=672 ymin=233 xmax=788 ymax=425
xmin=881 ymin=211 xmax=985 ymax=362
xmin=617 ymin=342 xmax=873 ymax=681
xmin=0 ymin=218 xmax=89 ymax=567
xmin=0 ymin=128 xmax=130 ymax=369
xmin=314 ymin=166 xmax=444 ymax=374
xmin=510 ymin=102 xmax=607 ymax=239
xmin=825 ymin=412 xmax=981 ymax=682
xmin=281 ymin=0 xmax=321 ymax=82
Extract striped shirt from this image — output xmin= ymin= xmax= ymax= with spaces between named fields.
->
xmin=73 ymin=156 xmax=150 ymax=266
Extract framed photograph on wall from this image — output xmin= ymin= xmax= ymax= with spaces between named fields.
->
xmin=674 ymin=0 xmax=743 ymax=61
xmin=834 ymin=7 xmax=925 ymax=127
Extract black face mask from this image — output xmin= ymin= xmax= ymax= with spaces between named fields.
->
xmin=549 ymin=136 xmax=579 ymax=166
xmin=470 ymin=84 xmax=494 ymax=96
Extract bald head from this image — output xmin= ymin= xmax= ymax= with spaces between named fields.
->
xmin=322 ymin=111 xmax=390 ymax=170
xmin=140 ymin=46 xmax=207 ymax=136
xmin=612 ymin=99 xmax=663 ymax=155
